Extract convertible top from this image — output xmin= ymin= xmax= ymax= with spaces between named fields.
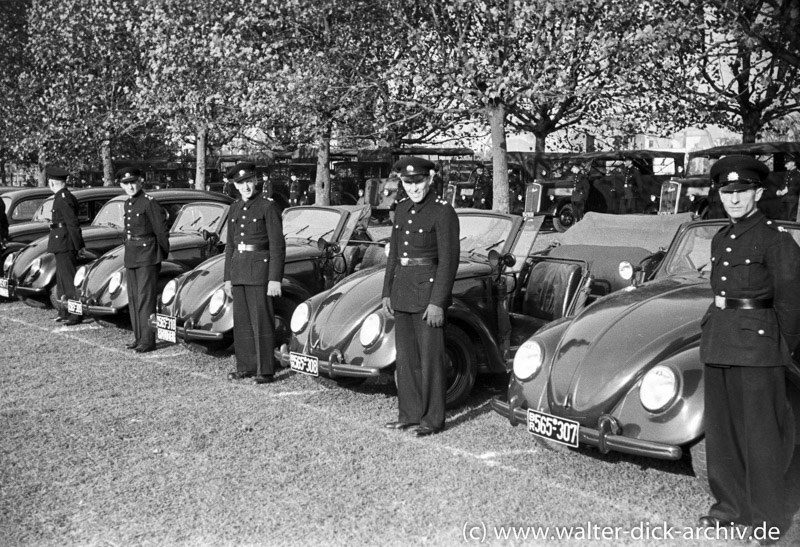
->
xmin=557 ymin=212 xmax=693 ymax=252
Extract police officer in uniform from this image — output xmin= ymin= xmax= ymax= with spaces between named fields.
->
xmin=118 ymin=167 xmax=170 ymax=353
xmin=776 ymin=155 xmax=800 ymax=221
xmin=698 ymin=155 xmax=800 ymax=544
xmin=224 ymin=162 xmax=285 ymax=384
xmin=1 ymin=190 xmax=9 ymax=248
xmin=382 ymin=157 xmax=460 ymax=436
xmin=46 ymin=167 xmax=85 ymax=325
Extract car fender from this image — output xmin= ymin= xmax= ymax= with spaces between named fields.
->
xmin=447 ymin=297 xmax=504 ymax=374
xmin=611 ymin=345 xmax=704 ymax=448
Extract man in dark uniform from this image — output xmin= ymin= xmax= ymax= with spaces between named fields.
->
xmin=0 ymin=193 xmax=8 ymax=248
xmin=382 ymin=157 xmax=460 ymax=436
xmin=776 ymin=155 xmax=800 ymax=221
xmin=224 ymin=162 xmax=285 ymax=384
xmin=698 ymin=155 xmax=800 ymax=545
xmin=118 ymin=167 xmax=170 ymax=353
xmin=46 ymin=167 xmax=86 ymax=325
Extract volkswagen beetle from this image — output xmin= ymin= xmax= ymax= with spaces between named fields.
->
xmin=153 ymin=204 xmax=377 ymax=351
xmin=73 ymin=199 xmax=234 ymax=320
xmin=280 ymin=211 xmax=689 ymax=408
xmin=2 ymin=190 xmax=233 ymax=309
xmin=490 ymin=217 xmax=800 ymax=487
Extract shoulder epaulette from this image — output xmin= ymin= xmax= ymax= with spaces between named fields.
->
xmin=146 ymin=194 xmax=154 ymax=200
xmin=398 ymin=197 xmax=409 ymax=203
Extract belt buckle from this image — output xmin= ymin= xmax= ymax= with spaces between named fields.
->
xmin=400 ymin=257 xmax=409 ymax=266
xmin=714 ymin=295 xmax=726 ymax=309
xmin=237 ymin=242 xmax=246 ymax=253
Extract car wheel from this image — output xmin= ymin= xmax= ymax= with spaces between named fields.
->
xmin=273 ymin=298 xmax=299 ymax=350
xmin=553 ymin=204 xmax=576 ymax=233
xmin=444 ymin=325 xmax=477 ymax=409
xmin=48 ymin=285 xmax=62 ymax=310
xmin=689 ymin=438 xmax=712 ymax=495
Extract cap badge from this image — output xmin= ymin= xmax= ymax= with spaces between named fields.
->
xmin=406 ymin=165 xmax=414 ymax=172
xmin=239 ymin=169 xmax=246 ymax=177
xmin=727 ymin=172 xmax=739 ymax=181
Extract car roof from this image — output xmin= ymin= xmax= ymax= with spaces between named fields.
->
xmin=688 ymin=141 xmax=800 ymax=158
xmin=105 ymin=189 xmax=235 ymax=204
xmin=1 ymin=187 xmax=53 ymax=199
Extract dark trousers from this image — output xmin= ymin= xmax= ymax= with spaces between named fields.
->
xmin=126 ymin=264 xmax=159 ymax=347
xmin=54 ymin=251 xmax=78 ymax=313
xmin=232 ymin=284 xmax=275 ymax=376
xmin=704 ymin=364 xmax=795 ymax=531
xmin=394 ymin=311 xmax=446 ymax=430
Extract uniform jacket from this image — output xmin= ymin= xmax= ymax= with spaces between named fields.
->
xmin=0 ymin=198 xmax=8 ymax=241
xmin=224 ymin=191 xmax=285 ymax=286
xmin=781 ymin=169 xmax=800 ymax=201
xmin=700 ymin=211 xmax=800 ymax=367
xmin=47 ymin=188 xmax=84 ymax=254
xmin=382 ymin=191 xmax=460 ymax=313
xmin=123 ymin=191 xmax=169 ymax=268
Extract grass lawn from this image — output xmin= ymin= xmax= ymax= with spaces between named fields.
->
xmin=1 ymin=302 xmax=798 ymax=546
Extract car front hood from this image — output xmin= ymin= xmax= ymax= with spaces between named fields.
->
xmin=307 ymin=268 xmax=385 ymax=352
xmin=547 ymin=276 xmax=712 ymax=421
xmin=8 ymin=221 xmax=50 ymax=240
xmin=82 ymin=245 xmax=124 ymax=297
xmin=170 ymin=243 xmax=322 ymax=317
xmin=168 ymin=231 xmax=206 ymax=252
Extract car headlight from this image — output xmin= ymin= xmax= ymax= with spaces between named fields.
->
xmin=30 ymin=257 xmax=42 ymax=275
xmin=290 ymin=302 xmax=311 ymax=333
xmin=618 ymin=261 xmax=634 ymax=281
xmin=4 ymin=252 xmax=16 ymax=274
xmin=161 ymin=279 xmax=178 ymax=305
xmin=359 ymin=312 xmax=383 ymax=347
xmin=639 ymin=365 xmax=678 ymax=412
xmin=74 ymin=265 xmax=87 ymax=287
xmin=108 ymin=271 xmax=123 ymax=295
xmin=208 ymin=287 xmax=227 ymax=316
xmin=513 ymin=339 xmax=544 ymax=381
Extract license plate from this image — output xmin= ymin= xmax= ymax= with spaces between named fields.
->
xmin=156 ymin=313 xmax=177 ymax=343
xmin=0 ymin=278 xmax=8 ymax=298
xmin=290 ymin=352 xmax=319 ymax=376
xmin=553 ymin=188 xmax=574 ymax=196
xmin=67 ymin=299 xmax=83 ymax=315
xmin=527 ymin=409 xmax=580 ymax=447
xmin=460 ymin=188 xmax=474 ymax=196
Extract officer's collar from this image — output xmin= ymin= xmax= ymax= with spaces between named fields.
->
xmin=727 ymin=209 xmax=764 ymax=236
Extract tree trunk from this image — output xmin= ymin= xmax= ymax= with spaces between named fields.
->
xmin=487 ymin=101 xmax=509 ymax=213
xmin=195 ymin=126 xmax=207 ymax=190
xmin=741 ymin=110 xmax=760 ymax=143
xmin=101 ymin=139 xmax=113 ymax=186
xmin=315 ymin=127 xmax=331 ymax=206
xmin=37 ymin=152 xmax=46 ymax=187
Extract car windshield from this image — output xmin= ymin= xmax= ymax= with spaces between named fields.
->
xmin=31 ymin=197 xmax=56 ymax=222
xmin=283 ymin=208 xmax=343 ymax=242
xmin=91 ymin=200 xmax=125 ymax=229
xmin=170 ymin=203 xmax=226 ymax=234
xmin=458 ymin=214 xmax=514 ymax=259
xmin=662 ymin=222 xmax=800 ymax=276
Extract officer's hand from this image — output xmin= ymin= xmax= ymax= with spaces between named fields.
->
xmin=267 ymin=280 xmax=282 ymax=297
xmin=423 ymin=304 xmax=444 ymax=327
xmin=77 ymin=247 xmax=87 ymax=258
xmin=382 ymin=296 xmax=394 ymax=316
xmin=224 ymin=280 xmax=232 ymax=293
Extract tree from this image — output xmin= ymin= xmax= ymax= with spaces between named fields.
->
xmin=688 ymin=1 xmax=800 ymax=142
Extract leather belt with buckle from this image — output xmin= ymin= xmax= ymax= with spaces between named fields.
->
xmin=127 ymin=234 xmax=154 ymax=241
xmin=49 ymin=222 xmax=67 ymax=229
xmin=399 ymin=257 xmax=438 ymax=266
xmin=237 ymin=243 xmax=269 ymax=252
xmin=714 ymin=296 xmax=773 ymax=310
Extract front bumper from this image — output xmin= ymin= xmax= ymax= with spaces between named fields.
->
xmin=277 ymin=344 xmax=386 ymax=379
xmin=148 ymin=316 xmax=226 ymax=342
xmin=490 ymin=396 xmax=683 ymax=460
xmin=83 ymin=303 xmax=125 ymax=316
xmin=13 ymin=284 xmax=47 ymax=297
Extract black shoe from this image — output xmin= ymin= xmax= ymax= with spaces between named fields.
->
xmin=253 ymin=375 xmax=274 ymax=384
xmin=697 ymin=516 xmax=732 ymax=529
xmin=54 ymin=315 xmax=67 ymax=322
xmin=227 ymin=371 xmax=254 ymax=381
xmin=65 ymin=316 xmax=82 ymax=326
xmin=125 ymin=341 xmax=139 ymax=349
xmin=384 ymin=421 xmax=417 ymax=430
xmin=134 ymin=345 xmax=155 ymax=353
xmin=412 ymin=425 xmax=443 ymax=437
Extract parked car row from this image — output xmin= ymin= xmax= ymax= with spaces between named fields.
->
xmin=3 ymin=172 xmax=800 ymax=494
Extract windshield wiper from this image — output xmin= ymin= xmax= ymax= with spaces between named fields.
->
xmin=484 ymin=240 xmax=505 ymax=251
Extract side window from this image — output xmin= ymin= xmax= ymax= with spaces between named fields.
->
xmin=77 ymin=202 xmax=91 ymax=223
xmin=163 ymin=203 xmax=183 ymax=229
xmin=11 ymin=198 xmax=46 ymax=221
